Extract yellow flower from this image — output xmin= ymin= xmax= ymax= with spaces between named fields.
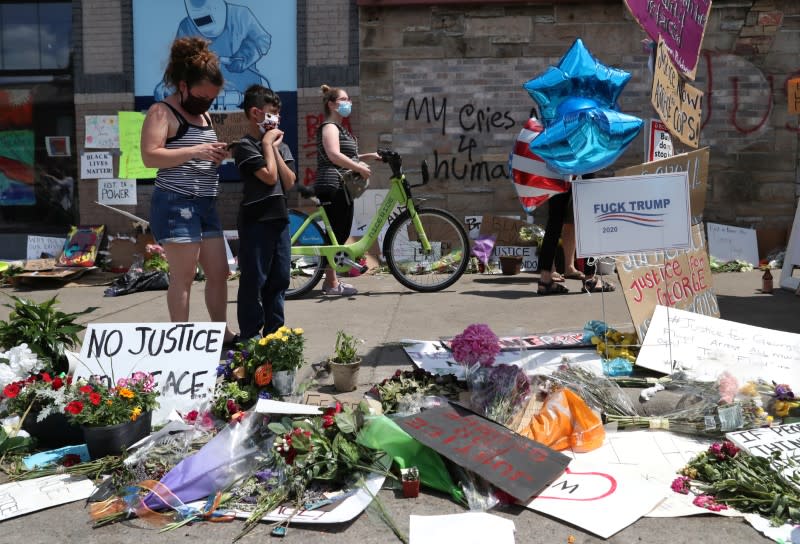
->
xmin=131 ymin=406 xmax=142 ymax=421
xmin=293 ymin=328 xmax=304 ymax=335
xmin=739 ymin=382 xmax=758 ymax=397
xmin=775 ymin=400 xmax=790 ymax=417
xmin=118 ymin=387 xmax=135 ymax=399
xmin=278 ymin=326 xmax=290 ymax=333
xmin=258 ymin=337 xmax=268 ymax=346
xmin=106 ymin=400 xmax=113 ymax=406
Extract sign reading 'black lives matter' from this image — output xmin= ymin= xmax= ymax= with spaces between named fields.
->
xmin=75 ymin=322 xmax=225 ymax=424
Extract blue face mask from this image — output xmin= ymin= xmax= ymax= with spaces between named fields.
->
xmin=336 ymin=101 xmax=352 ymax=117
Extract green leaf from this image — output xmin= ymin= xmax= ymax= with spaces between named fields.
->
xmin=268 ymin=422 xmax=289 ymax=435
xmin=334 ymin=412 xmax=356 ymax=434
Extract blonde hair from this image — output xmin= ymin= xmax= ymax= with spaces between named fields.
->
xmin=320 ymin=84 xmax=345 ymax=115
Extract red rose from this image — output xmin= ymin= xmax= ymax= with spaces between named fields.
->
xmin=60 ymin=454 xmax=81 ymax=467
xmin=89 ymin=392 xmax=101 ymax=406
xmin=79 ymin=385 xmax=93 ymax=394
xmin=66 ymin=376 xmax=73 ymax=385
xmin=65 ymin=401 xmax=84 ymax=415
xmin=3 ymin=383 xmax=21 ymax=399
xmin=41 ymin=372 xmax=52 ymax=383
xmin=52 ymin=377 xmax=64 ymax=391
xmin=185 ymin=410 xmax=199 ymax=423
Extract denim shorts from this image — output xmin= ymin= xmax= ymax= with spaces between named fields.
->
xmin=150 ymin=188 xmax=223 ymax=244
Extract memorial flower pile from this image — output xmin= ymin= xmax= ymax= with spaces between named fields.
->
xmin=369 ymin=368 xmax=463 ymax=415
xmin=63 ymin=372 xmax=159 ymax=426
xmin=2 ymin=371 xmax=73 ymax=422
xmin=449 ymin=323 xmax=500 ymax=368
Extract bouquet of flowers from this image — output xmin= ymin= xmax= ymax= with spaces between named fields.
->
xmin=468 ymin=364 xmax=531 ymax=427
xmin=672 ymin=440 xmax=800 ymax=525
xmin=64 ymin=372 xmax=159 ymax=426
xmin=255 ymin=327 xmax=305 ymax=372
xmin=143 ymin=244 xmax=169 ymax=273
xmin=449 ymin=323 xmax=500 ymax=371
xmin=2 ymin=371 xmax=73 ymax=422
xmin=368 ymin=368 xmax=464 ymax=415
xmin=0 ymin=344 xmax=43 ymax=392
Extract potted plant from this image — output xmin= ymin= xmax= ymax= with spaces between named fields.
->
xmin=250 ymin=326 xmax=306 ymax=396
xmin=63 ymin=372 xmax=159 ymax=459
xmin=0 ymin=295 xmax=97 ymax=374
xmin=329 ymin=330 xmax=363 ymax=393
xmin=2 ymin=370 xmax=82 ymax=448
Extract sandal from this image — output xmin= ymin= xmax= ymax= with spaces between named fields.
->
xmin=583 ymin=278 xmax=616 ymax=293
xmin=551 ymin=272 xmax=566 ymax=283
xmin=564 ymin=271 xmax=586 ymax=281
xmin=538 ymin=281 xmax=570 ymax=295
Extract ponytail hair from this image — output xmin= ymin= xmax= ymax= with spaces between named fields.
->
xmin=163 ymin=37 xmax=224 ymax=90
xmin=320 ymin=84 xmax=344 ymax=116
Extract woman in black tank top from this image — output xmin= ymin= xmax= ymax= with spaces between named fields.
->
xmin=140 ymin=36 xmax=238 ymax=346
xmin=314 ymin=84 xmax=380 ymax=296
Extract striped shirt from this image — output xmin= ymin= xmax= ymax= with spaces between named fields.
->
xmin=315 ymin=121 xmax=359 ymax=190
xmin=155 ymin=102 xmax=220 ymax=197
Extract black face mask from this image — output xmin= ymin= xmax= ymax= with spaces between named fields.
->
xmin=181 ymin=90 xmax=215 ymax=115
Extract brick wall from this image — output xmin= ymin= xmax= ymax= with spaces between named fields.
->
xmin=358 ymin=1 xmax=800 ymax=230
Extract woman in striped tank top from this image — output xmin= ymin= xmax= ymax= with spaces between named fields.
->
xmin=141 ymin=36 xmax=238 ymax=346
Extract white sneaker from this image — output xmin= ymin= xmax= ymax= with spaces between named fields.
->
xmin=322 ymin=282 xmax=358 ymax=296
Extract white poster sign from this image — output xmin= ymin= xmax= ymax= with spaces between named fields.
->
xmin=84 ymin=115 xmax=120 ymax=149
xmin=351 ymin=189 xmax=390 ymax=237
xmin=637 ymin=306 xmax=800 ymax=388
xmin=647 ymin=119 xmax=674 ymax=162
xmin=80 ymin=151 xmax=114 ymax=179
xmin=492 ymin=245 xmax=538 ymax=271
xmin=464 ymin=215 xmax=483 ymax=240
xmin=572 ymin=172 xmax=691 ymax=257
xmin=0 ymin=474 xmax=95 ymax=521
xmin=781 ymin=198 xmax=800 ymax=291
xmin=75 ymin=322 xmax=225 ymax=424
xmin=726 ymin=423 xmax=800 ymax=479
xmin=26 ymin=235 xmax=65 ymax=260
xmin=706 ymin=222 xmax=759 ymax=266
xmin=410 ymin=513 xmax=515 ymax=544
xmin=527 ymin=462 xmax=666 ymax=539
xmin=97 ymin=179 xmax=137 ymax=205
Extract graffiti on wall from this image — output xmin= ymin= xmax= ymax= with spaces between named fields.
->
xmin=404 ymin=96 xmax=515 ymax=183
xmin=300 ymin=114 xmax=353 ymax=186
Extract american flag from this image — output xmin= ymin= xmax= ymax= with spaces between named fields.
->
xmin=509 ymin=118 xmax=570 ymax=213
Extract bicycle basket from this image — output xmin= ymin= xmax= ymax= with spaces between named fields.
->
xmin=340 ymin=168 xmax=370 ymax=199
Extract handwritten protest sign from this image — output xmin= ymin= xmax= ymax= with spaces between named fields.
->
xmin=118 ymin=111 xmax=157 ymax=179
xmin=84 ymin=115 xmax=119 ymax=149
xmin=616 ymin=223 xmax=718 ymax=340
xmin=647 ymin=119 xmax=673 ymax=162
xmin=572 ymin=172 xmax=691 ymax=258
xmin=624 ymin=0 xmax=712 ymax=79
xmin=26 ymin=235 xmax=65 ymax=260
xmin=76 ymin=322 xmax=224 ymax=424
xmin=80 ymin=151 xmax=114 ymax=179
xmin=637 ymin=306 xmax=800 ymax=388
xmin=727 ymin=423 xmax=800 ymax=481
xmin=616 ymin=147 xmax=709 ymax=225
xmin=651 ymin=39 xmax=703 ymax=148
xmin=788 ymin=77 xmax=800 ymax=115
xmin=706 ymin=222 xmax=759 ymax=266
xmin=97 ymin=179 xmax=137 ymax=206
xmin=396 ymin=403 xmax=570 ymax=500
xmin=208 ymin=111 xmax=248 ymax=149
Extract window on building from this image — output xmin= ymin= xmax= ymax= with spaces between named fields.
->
xmin=0 ymin=2 xmax=72 ymax=71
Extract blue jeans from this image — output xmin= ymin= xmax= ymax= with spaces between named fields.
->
xmin=237 ymin=219 xmax=291 ymax=339
xmin=150 ymin=188 xmax=223 ymax=244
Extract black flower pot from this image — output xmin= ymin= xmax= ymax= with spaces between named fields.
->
xmin=22 ymin=411 xmax=84 ymax=449
xmin=81 ymin=411 xmax=152 ymax=460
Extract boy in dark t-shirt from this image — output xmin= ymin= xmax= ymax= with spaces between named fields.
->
xmin=234 ymin=85 xmax=296 ymax=339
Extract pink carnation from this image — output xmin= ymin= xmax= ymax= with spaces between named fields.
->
xmin=670 ymin=476 xmax=690 ymax=494
xmin=693 ymin=494 xmax=727 ymax=512
xmin=450 ymin=324 xmax=500 ymax=367
xmin=717 ymin=371 xmax=739 ymax=404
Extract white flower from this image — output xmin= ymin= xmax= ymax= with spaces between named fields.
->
xmin=0 ymin=415 xmax=30 ymax=438
xmin=0 ymin=344 xmax=43 ymax=389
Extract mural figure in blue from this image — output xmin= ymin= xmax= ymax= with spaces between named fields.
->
xmin=154 ymin=0 xmax=272 ymax=110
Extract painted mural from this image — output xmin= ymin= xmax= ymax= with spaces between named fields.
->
xmin=0 ymin=89 xmax=35 ymax=206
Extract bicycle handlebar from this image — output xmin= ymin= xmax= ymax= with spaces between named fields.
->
xmin=377 ymin=148 xmax=403 ymax=178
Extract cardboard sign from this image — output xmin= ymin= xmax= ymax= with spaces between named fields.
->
xmin=207 ymin=111 xmax=248 ymax=149
xmin=26 ymin=235 xmax=65 ymax=260
xmin=97 ymin=178 xmax=137 ymax=206
xmin=616 ymin=223 xmax=719 ymax=340
xmin=118 ymin=111 xmax=157 ymax=179
xmin=726 ymin=424 xmax=800 ymax=478
xmin=788 ymin=77 xmax=800 ymax=115
xmin=396 ymin=403 xmax=571 ymax=500
xmin=478 ymin=214 xmax=529 ymax=246
xmin=616 ymin=147 xmax=709 ymax=225
xmin=706 ymin=222 xmax=759 ymax=266
xmin=84 ymin=115 xmax=119 ymax=149
xmin=75 ymin=322 xmax=225 ymax=424
xmin=624 ymin=0 xmax=712 ymax=79
xmin=572 ymin=172 xmax=691 ymax=258
xmin=637 ymin=306 xmax=800 ymax=388
xmin=80 ymin=151 xmax=114 ymax=179
xmin=651 ymin=39 xmax=703 ymax=148
xmin=647 ymin=119 xmax=673 ymax=162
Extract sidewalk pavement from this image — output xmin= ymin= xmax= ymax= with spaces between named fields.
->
xmin=0 ymin=269 xmax=796 ymax=543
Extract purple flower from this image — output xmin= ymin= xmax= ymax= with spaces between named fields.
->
xmin=773 ymin=383 xmax=795 ymax=401
xmin=670 ymin=476 xmax=690 ymax=494
xmin=254 ymin=469 xmax=275 ymax=482
xmin=451 ymin=323 xmax=500 ymax=367
xmin=258 ymin=390 xmax=272 ymax=399
xmin=226 ymin=350 xmax=235 ymax=360
xmin=216 ymin=363 xmax=227 ymax=377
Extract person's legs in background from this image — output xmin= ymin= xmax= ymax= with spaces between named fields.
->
xmin=538 ymin=191 xmax=570 ymax=294
xmin=237 ymin=221 xmax=270 ymax=339
xmin=262 ymin=220 xmax=291 ymax=334
xmin=163 ymin=242 xmax=201 ymax=321
xmin=321 ymin=187 xmax=357 ymax=296
xmin=199 ymin=236 xmax=237 ymax=341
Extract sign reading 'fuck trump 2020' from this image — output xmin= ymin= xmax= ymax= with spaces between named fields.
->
xmin=572 ymin=172 xmax=691 ymax=258
xmin=75 ymin=322 xmax=225 ymax=424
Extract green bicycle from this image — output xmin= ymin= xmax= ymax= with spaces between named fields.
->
xmin=287 ymin=149 xmax=470 ymax=298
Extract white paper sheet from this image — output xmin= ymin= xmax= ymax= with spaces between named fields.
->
xmin=255 ymin=398 xmax=322 ymax=415
xmin=0 ymin=474 xmax=95 ymax=520
xmin=409 ymin=512 xmax=515 ymax=544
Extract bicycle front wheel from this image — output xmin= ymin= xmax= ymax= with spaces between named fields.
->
xmin=287 ymin=209 xmax=326 ymax=299
xmin=383 ymin=207 xmax=469 ymax=292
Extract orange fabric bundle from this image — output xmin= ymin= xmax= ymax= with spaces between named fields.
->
xmin=518 ymin=388 xmax=605 ymax=452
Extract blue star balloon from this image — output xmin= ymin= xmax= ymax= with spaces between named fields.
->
xmin=522 ymin=39 xmax=642 ymax=175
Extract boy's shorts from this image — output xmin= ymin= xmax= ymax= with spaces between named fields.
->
xmin=150 ymin=188 xmax=223 ymax=244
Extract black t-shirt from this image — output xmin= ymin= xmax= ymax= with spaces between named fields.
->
xmin=234 ymin=134 xmax=295 ymax=224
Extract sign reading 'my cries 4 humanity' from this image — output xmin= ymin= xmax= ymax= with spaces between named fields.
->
xmin=572 ymin=172 xmax=691 ymax=258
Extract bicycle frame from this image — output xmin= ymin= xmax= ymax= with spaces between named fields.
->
xmin=290 ymin=174 xmax=433 ymax=274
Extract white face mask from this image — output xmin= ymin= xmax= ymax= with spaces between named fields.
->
xmin=257 ymin=112 xmax=280 ymax=134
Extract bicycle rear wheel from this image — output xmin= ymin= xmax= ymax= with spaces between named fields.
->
xmin=383 ymin=207 xmax=469 ymax=292
xmin=287 ymin=209 xmax=326 ymax=299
